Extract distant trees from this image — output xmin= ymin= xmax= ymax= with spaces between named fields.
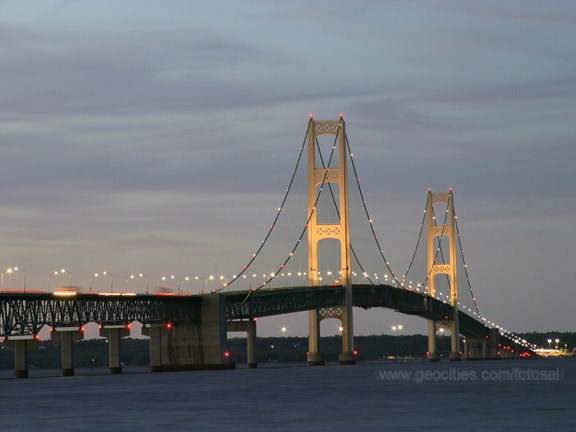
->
xmin=1 ymin=332 xmax=573 ymax=370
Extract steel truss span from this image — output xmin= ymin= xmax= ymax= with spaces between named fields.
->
xmin=0 ymin=293 xmax=201 ymax=336
xmin=225 ymin=284 xmax=491 ymax=339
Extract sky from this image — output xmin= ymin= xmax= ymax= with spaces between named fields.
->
xmin=1 ymin=1 xmax=575 ymax=339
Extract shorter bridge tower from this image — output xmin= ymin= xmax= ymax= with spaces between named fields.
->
xmin=426 ymin=189 xmax=461 ymax=361
xmin=307 ymin=115 xmax=355 ymax=366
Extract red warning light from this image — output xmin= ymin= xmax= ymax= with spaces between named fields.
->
xmin=353 ymin=350 xmax=358 ymax=356
xmin=126 ymin=323 xmax=132 ymax=329
xmin=166 ymin=323 xmax=173 ymax=329
xmin=224 ymin=351 xmax=231 ymax=358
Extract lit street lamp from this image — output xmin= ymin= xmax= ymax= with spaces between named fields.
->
xmin=128 ymin=273 xmax=149 ymax=294
xmin=49 ymin=269 xmax=71 ymax=292
xmin=90 ymin=271 xmax=113 ymax=292
xmin=177 ymin=276 xmax=192 ymax=294
xmin=203 ymin=275 xmax=215 ymax=294
xmin=2 ymin=266 xmax=26 ymax=292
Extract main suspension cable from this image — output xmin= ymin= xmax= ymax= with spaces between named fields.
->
xmin=344 ymin=133 xmax=411 ymax=288
xmin=215 ymin=120 xmax=311 ymax=292
xmin=237 ymin=120 xmax=342 ymax=301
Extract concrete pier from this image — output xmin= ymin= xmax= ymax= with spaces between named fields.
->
xmin=465 ymin=336 xmax=489 ymax=360
xmin=51 ymin=328 xmax=84 ymax=376
xmin=448 ymin=321 xmax=462 ymax=361
xmin=228 ymin=318 xmax=257 ymax=368
xmin=142 ymin=294 xmax=232 ymax=371
xmin=427 ymin=320 xmax=440 ymax=361
xmin=307 ymin=310 xmax=324 ymax=366
xmin=142 ymin=323 xmax=169 ymax=372
xmin=3 ymin=336 xmax=39 ymax=378
xmin=489 ymin=328 xmax=501 ymax=359
xmin=200 ymin=294 xmax=231 ymax=369
xmin=100 ymin=326 xmax=130 ymax=374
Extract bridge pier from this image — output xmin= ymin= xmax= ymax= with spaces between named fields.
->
xmin=200 ymin=294 xmax=232 ymax=368
xmin=448 ymin=320 xmax=461 ymax=361
xmin=142 ymin=294 xmax=232 ymax=371
xmin=100 ymin=326 xmax=130 ymax=374
xmin=142 ymin=323 xmax=169 ymax=372
xmin=307 ymin=310 xmax=324 ymax=366
xmin=51 ymin=327 xmax=84 ymax=376
xmin=228 ymin=318 xmax=257 ymax=368
xmin=3 ymin=336 xmax=39 ymax=379
xmin=427 ymin=320 xmax=461 ymax=361
xmin=464 ymin=336 xmax=488 ymax=360
xmin=489 ymin=328 xmax=501 ymax=359
xmin=143 ymin=323 xmax=201 ymax=371
xmin=427 ymin=321 xmax=439 ymax=361
xmin=339 ymin=286 xmax=356 ymax=365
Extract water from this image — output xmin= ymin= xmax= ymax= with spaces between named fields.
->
xmin=0 ymin=359 xmax=574 ymax=431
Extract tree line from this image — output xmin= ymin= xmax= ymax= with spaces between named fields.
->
xmin=1 ymin=332 xmax=573 ymax=369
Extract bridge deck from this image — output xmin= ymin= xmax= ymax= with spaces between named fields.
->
xmin=0 ymin=293 xmax=201 ymax=336
xmin=225 ymin=284 xmax=490 ymax=339
xmin=0 ymin=287 xmax=527 ymax=355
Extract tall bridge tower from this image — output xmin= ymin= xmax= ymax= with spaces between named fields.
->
xmin=306 ymin=115 xmax=356 ymax=366
xmin=426 ymin=190 xmax=461 ymax=361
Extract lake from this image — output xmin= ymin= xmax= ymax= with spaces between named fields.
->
xmin=0 ymin=358 xmax=574 ymax=431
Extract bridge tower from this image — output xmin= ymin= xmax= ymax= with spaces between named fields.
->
xmin=426 ymin=190 xmax=461 ymax=361
xmin=306 ymin=115 xmax=356 ymax=366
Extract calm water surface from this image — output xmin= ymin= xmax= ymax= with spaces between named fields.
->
xmin=0 ymin=359 xmax=574 ymax=431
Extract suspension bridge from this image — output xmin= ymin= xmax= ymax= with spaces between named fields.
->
xmin=0 ymin=115 xmax=536 ymax=378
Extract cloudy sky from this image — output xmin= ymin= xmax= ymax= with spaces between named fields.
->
xmin=1 ymin=1 xmax=575 ymax=338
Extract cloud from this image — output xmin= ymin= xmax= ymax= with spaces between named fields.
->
xmin=0 ymin=1 xmax=575 ymax=331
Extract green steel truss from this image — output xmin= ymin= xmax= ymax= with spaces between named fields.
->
xmin=0 ymin=293 xmax=201 ymax=336
xmin=225 ymin=284 xmax=490 ymax=339
xmin=0 ymin=286 xmax=501 ymax=344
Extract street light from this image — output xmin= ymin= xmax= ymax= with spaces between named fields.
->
xmin=158 ymin=275 xmax=176 ymax=288
xmin=555 ymin=339 xmax=560 ymax=350
xmin=3 ymin=266 xmax=26 ymax=292
xmin=203 ymin=275 xmax=215 ymax=294
xmin=547 ymin=339 xmax=552 ymax=350
xmin=128 ymin=273 xmax=149 ymax=294
xmin=49 ymin=268 xmax=71 ymax=292
xmin=177 ymin=276 xmax=191 ymax=294
xmin=91 ymin=271 xmax=113 ymax=292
